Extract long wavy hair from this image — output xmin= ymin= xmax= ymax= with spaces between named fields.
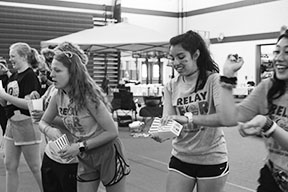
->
xmin=267 ymin=29 xmax=288 ymax=115
xmin=54 ymin=42 xmax=88 ymax=65
xmin=53 ymin=52 xmax=111 ymax=112
xmin=169 ymin=30 xmax=219 ymax=92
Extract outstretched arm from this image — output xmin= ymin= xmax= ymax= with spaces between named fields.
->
xmin=161 ymin=79 xmax=236 ymax=127
xmin=0 ymin=88 xmax=30 ymax=109
xmin=240 ymin=115 xmax=288 ymax=150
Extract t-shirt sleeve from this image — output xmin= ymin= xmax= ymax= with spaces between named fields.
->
xmin=236 ymin=79 xmax=270 ymax=122
xmin=210 ymin=74 xmax=221 ymax=108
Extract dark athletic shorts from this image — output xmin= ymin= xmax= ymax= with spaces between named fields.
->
xmin=168 ymin=156 xmax=229 ymax=179
xmin=41 ymin=153 xmax=78 ymax=192
xmin=257 ymin=162 xmax=283 ymax=192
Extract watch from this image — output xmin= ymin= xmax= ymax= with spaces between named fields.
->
xmin=78 ymin=141 xmax=87 ymax=152
xmin=262 ymin=117 xmax=277 ymax=138
xmin=184 ymin=112 xmax=193 ymax=123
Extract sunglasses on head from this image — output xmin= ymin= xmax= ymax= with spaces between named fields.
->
xmin=63 ymin=51 xmax=74 ymax=59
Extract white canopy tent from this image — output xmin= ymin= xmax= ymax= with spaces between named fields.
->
xmin=41 ymin=22 xmax=171 ymax=53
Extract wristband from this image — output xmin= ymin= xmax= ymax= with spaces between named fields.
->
xmin=220 ymin=76 xmax=237 ymax=85
xmin=78 ymin=140 xmax=88 ymax=152
xmin=184 ymin=112 xmax=193 ymax=124
xmin=262 ymin=117 xmax=277 ymax=138
xmin=220 ymin=82 xmax=235 ymax=90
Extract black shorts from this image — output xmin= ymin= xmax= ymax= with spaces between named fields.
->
xmin=168 ymin=156 xmax=229 ymax=179
xmin=257 ymin=163 xmax=283 ymax=192
xmin=41 ymin=153 xmax=78 ymax=192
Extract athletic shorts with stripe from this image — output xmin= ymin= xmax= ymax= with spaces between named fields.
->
xmin=77 ymin=137 xmax=130 ymax=186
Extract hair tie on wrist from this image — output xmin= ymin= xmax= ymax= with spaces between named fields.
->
xmin=220 ymin=82 xmax=235 ymax=90
xmin=262 ymin=117 xmax=277 ymax=138
xmin=220 ymin=76 xmax=237 ymax=85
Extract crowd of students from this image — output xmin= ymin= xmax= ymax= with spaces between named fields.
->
xmin=0 ymin=26 xmax=287 ymax=192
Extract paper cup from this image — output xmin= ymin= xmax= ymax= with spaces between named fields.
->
xmin=28 ymin=99 xmax=43 ymax=123
xmin=31 ymin=99 xmax=43 ymax=111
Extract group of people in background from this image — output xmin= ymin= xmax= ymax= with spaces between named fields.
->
xmin=0 ymin=41 xmax=130 ymax=192
xmin=0 ymin=26 xmax=287 ymax=192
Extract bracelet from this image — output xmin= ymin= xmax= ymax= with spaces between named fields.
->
xmin=83 ymin=140 xmax=88 ymax=151
xmin=78 ymin=140 xmax=88 ymax=152
xmin=262 ymin=117 xmax=273 ymax=132
xmin=262 ymin=117 xmax=277 ymax=138
xmin=220 ymin=76 xmax=237 ymax=85
xmin=220 ymin=82 xmax=235 ymax=90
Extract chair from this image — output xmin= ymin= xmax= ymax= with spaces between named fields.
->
xmin=139 ymin=96 xmax=163 ymax=131
xmin=111 ymin=89 xmax=137 ymax=127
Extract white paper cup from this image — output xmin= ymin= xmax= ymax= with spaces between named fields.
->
xmin=31 ymin=99 xmax=43 ymax=111
xmin=28 ymin=99 xmax=43 ymax=123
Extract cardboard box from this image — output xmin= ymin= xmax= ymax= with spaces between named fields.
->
xmin=149 ymin=117 xmax=183 ymax=140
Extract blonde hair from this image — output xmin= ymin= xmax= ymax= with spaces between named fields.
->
xmin=10 ymin=42 xmax=41 ymax=69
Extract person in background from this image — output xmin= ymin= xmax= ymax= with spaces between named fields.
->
xmin=0 ymin=57 xmax=11 ymax=85
xmin=153 ymin=30 xmax=235 ymax=192
xmin=0 ymin=42 xmax=85 ymax=192
xmin=39 ymin=50 xmax=130 ymax=192
xmin=37 ymin=56 xmax=53 ymax=96
xmin=39 ymin=48 xmax=55 ymax=95
xmin=31 ymin=83 xmax=78 ymax=192
xmin=221 ymin=28 xmax=288 ymax=192
xmin=101 ymin=76 xmax=110 ymax=95
xmin=0 ymin=42 xmax=43 ymax=192
xmin=40 ymin=47 xmax=54 ymax=71
xmin=0 ymin=59 xmax=11 ymax=137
